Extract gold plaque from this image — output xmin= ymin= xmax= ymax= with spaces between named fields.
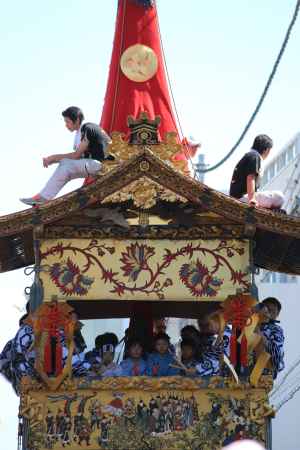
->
xmin=120 ymin=44 xmax=158 ymax=82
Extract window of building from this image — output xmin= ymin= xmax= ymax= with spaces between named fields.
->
xmin=269 ymin=162 xmax=275 ymax=179
xmin=261 ymin=171 xmax=268 ymax=187
xmin=287 ymin=145 xmax=295 ymax=163
xmin=260 ymin=271 xmax=298 ymax=284
xmin=279 ymin=273 xmax=288 ymax=283
xmin=270 ymin=272 xmax=277 ymax=283
xmin=289 ymin=275 xmax=298 ymax=283
xmin=260 ymin=271 xmax=271 ymax=283
xmin=276 ymin=151 xmax=287 ymax=172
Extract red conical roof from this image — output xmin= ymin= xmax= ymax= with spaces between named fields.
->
xmin=100 ymin=0 xmax=179 ymax=141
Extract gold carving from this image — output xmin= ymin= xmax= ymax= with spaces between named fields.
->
xmin=20 ymin=375 xmax=273 ymax=394
xmin=140 ymin=160 xmax=150 ymax=172
xmin=25 ymin=302 xmax=76 ymax=391
xmin=102 ymin=176 xmax=187 ymax=209
xmin=102 ymin=126 xmax=184 ymax=173
xmin=43 ymin=224 xmax=248 ymax=240
xmin=1 ymin=149 xmax=300 ymax=277
xmin=120 ymin=44 xmax=158 ymax=82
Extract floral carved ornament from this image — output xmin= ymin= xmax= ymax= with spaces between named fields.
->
xmin=40 ymin=239 xmax=250 ymax=300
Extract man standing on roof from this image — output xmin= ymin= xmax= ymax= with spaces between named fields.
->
xmin=229 ymin=134 xmax=284 ymax=209
xmin=20 ymin=106 xmax=112 ymax=206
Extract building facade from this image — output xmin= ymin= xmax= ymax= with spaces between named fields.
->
xmin=257 ymin=132 xmax=300 ymax=450
xmin=260 ymin=132 xmax=300 ymax=214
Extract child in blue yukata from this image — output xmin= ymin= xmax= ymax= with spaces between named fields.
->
xmin=258 ymin=297 xmax=284 ymax=380
xmin=174 ymin=338 xmax=200 ymax=377
xmin=180 ymin=325 xmax=202 ymax=359
xmin=87 ymin=333 xmax=122 ymax=377
xmin=181 ymin=339 xmax=199 ymax=369
xmin=120 ymin=338 xmax=147 ymax=376
xmin=147 ymin=333 xmax=180 ymax=377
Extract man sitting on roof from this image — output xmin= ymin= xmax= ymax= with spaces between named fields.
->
xmin=20 ymin=106 xmax=112 ymax=206
xmin=229 ymin=134 xmax=284 ymax=209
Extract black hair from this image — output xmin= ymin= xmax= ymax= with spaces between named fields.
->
xmin=262 ymin=297 xmax=282 ymax=313
xmin=180 ymin=338 xmax=197 ymax=350
xmin=62 ymin=106 xmax=84 ymax=124
xmin=126 ymin=337 xmax=144 ymax=349
xmin=252 ymin=134 xmax=273 ymax=155
xmin=19 ymin=313 xmax=28 ymax=326
xmin=95 ymin=332 xmax=119 ymax=350
xmin=181 ymin=325 xmax=200 ymax=337
xmin=126 ymin=337 xmax=146 ymax=359
xmin=153 ymin=332 xmax=170 ymax=343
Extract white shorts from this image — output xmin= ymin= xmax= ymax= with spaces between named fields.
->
xmin=240 ymin=190 xmax=284 ymax=209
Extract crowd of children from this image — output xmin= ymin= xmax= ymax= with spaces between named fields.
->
xmin=0 ymin=298 xmax=284 ymax=392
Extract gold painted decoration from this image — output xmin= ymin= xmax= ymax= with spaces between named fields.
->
xmin=102 ymin=176 xmax=187 ymax=209
xmin=120 ymin=44 xmax=158 ymax=82
xmin=102 ymin=125 xmax=183 ymax=167
xmin=20 ymin=377 xmax=270 ymax=450
xmin=99 ymin=126 xmax=188 ymax=208
xmin=25 ymin=301 xmax=76 ymax=391
xmin=39 ymin=238 xmax=250 ymax=302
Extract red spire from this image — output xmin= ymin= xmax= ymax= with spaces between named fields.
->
xmin=100 ymin=0 xmax=179 ymax=140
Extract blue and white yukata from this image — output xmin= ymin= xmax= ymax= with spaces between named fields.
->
xmin=196 ymin=326 xmax=232 ymax=377
xmin=10 ymin=324 xmax=89 ymax=385
xmin=84 ymin=348 xmax=101 ymax=368
xmin=180 ymin=359 xmax=199 ymax=377
xmin=84 ymin=348 xmax=122 ymax=377
xmin=11 ymin=324 xmax=36 ymax=383
xmin=120 ymin=357 xmax=147 ymax=376
xmin=146 ymin=353 xmax=180 ymax=376
xmin=0 ymin=339 xmax=15 ymax=385
xmin=260 ymin=320 xmax=284 ymax=379
xmin=61 ymin=333 xmax=90 ymax=377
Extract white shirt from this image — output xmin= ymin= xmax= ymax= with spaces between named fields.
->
xmin=73 ymin=127 xmax=82 ymax=151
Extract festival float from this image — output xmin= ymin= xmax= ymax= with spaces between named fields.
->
xmin=1 ymin=1 xmax=300 ymax=449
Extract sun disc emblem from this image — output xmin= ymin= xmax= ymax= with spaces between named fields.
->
xmin=120 ymin=44 xmax=158 ymax=82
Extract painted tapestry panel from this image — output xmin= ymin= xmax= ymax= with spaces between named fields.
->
xmin=40 ymin=239 xmax=250 ymax=302
xmin=20 ymin=377 xmax=269 ymax=450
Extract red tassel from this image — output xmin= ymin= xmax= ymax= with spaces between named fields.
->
xmin=240 ymin=334 xmax=248 ymax=367
xmin=55 ymin=338 xmax=63 ymax=376
xmin=230 ymin=333 xmax=237 ymax=366
xmin=152 ymin=364 xmax=159 ymax=376
xmin=132 ymin=364 xmax=140 ymax=376
xmin=44 ymin=335 xmax=52 ymax=374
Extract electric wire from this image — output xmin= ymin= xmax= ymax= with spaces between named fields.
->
xmin=197 ymin=0 xmax=300 ymax=173
xmin=271 ymin=355 xmax=300 ymax=398
xmin=157 ymin=0 xmax=300 ymax=176
xmin=274 ymin=382 xmax=300 ymax=412
xmin=271 ymin=370 xmax=300 ymax=401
